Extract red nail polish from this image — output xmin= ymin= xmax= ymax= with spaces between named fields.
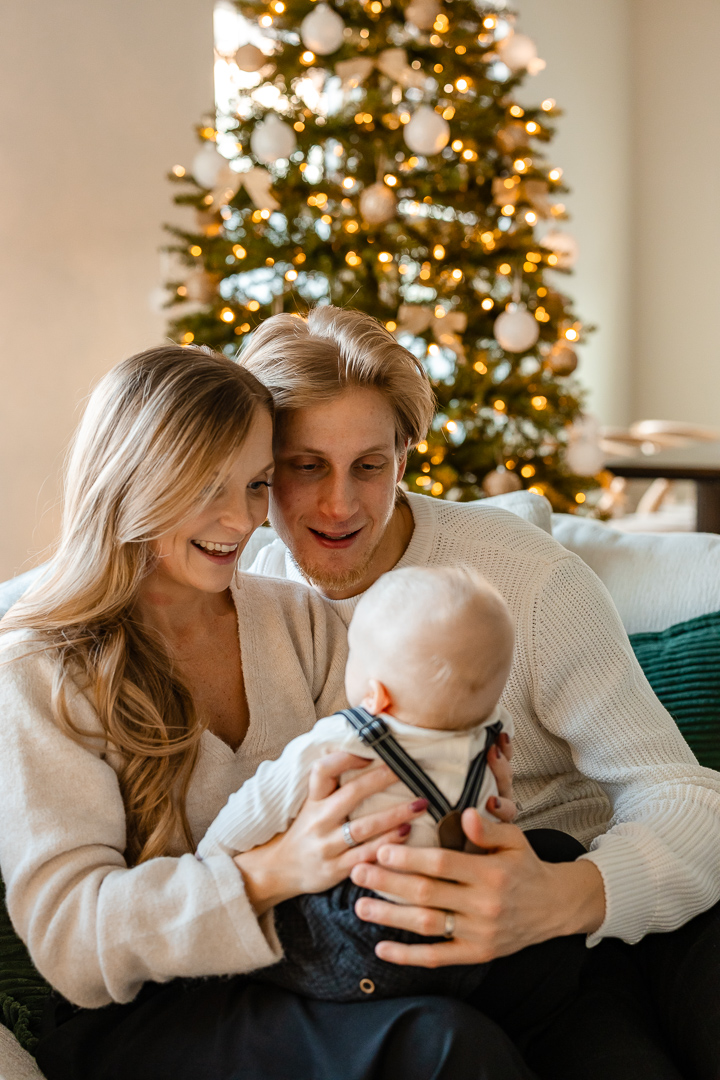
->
xmin=411 ymin=798 xmax=429 ymax=812
xmin=398 ymin=823 xmax=411 ymax=837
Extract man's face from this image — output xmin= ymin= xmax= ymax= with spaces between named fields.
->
xmin=270 ymin=387 xmax=406 ymax=598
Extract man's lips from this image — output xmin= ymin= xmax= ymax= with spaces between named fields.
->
xmin=309 ymin=526 xmax=363 ymax=549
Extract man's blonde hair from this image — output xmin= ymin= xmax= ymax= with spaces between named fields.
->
xmin=238 ymin=306 xmax=436 ymax=450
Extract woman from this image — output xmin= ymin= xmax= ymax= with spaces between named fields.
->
xmin=0 ymin=345 xmax=528 ymax=1080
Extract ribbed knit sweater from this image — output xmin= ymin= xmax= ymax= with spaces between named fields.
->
xmin=0 ymin=574 xmax=348 ymax=1007
xmin=250 ymin=493 xmax=720 ymax=946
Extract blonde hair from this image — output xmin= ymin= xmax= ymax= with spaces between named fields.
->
xmin=1 ymin=345 xmax=272 ymax=865
xmin=238 ymin=306 xmax=435 ymax=450
xmin=349 ymin=566 xmax=514 ymax=728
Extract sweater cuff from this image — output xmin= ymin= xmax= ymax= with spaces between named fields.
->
xmin=579 ymin=833 xmax=657 ymax=947
xmin=203 ymin=853 xmax=284 ymax=971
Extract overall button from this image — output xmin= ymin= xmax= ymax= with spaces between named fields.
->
xmin=359 ymin=978 xmax=375 ymax=995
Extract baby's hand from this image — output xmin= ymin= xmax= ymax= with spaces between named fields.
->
xmin=486 ymin=732 xmax=517 ymax=822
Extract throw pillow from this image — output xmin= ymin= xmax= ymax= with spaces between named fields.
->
xmin=629 ymin=610 xmax=720 ymax=771
xmin=0 ymin=874 xmax=50 ymax=1053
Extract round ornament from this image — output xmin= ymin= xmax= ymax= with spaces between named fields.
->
xmin=497 ymin=32 xmax=539 ymax=72
xmin=359 ymin=182 xmax=396 ymax=225
xmin=540 ymin=229 xmax=579 ymax=269
xmin=405 ymin=0 xmax=441 ymax=30
xmin=482 ymin=468 xmax=522 ymax=496
xmin=565 ymin=415 xmax=604 ymax=476
xmin=404 ymin=106 xmax=450 ymax=156
xmin=494 ymin=303 xmax=540 ymax=353
xmin=300 ymin=3 xmax=345 ymax=55
xmin=250 ymin=113 xmax=297 ymax=163
xmin=234 ymin=44 xmax=266 ymax=71
xmin=192 ymin=142 xmax=228 ymax=189
xmin=547 ymin=342 xmax=578 ymax=375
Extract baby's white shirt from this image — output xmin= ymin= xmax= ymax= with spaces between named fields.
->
xmin=197 ymin=703 xmax=513 ymax=860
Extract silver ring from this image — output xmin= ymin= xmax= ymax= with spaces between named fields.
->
xmin=443 ymin=911 xmax=455 ymax=940
xmin=342 ymin=821 xmax=358 ymax=848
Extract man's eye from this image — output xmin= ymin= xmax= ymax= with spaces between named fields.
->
xmin=357 ymin=463 xmax=383 ymax=473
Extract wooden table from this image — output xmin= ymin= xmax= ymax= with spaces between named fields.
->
xmin=606 ymin=444 xmax=720 ymax=533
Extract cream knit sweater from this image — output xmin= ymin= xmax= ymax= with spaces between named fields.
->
xmin=0 ymin=574 xmax=348 ymax=1008
xmin=250 ymin=493 xmax=720 ymax=946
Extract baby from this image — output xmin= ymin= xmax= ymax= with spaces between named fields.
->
xmin=197 ymin=566 xmax=518 ymax=1001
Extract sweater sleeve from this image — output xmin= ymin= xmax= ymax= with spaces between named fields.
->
xmin=197 ymin=716 xmax=362 ymax=859
xmin=532 ymin=556 xmax=720 ymax=945
xmin=0 ymin=642 xmax=283 ymax=1008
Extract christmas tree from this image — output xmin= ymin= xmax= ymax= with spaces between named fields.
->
xmin=164 ymin=0 xmax=601 ymax=511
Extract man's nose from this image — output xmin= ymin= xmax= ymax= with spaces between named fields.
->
xmin=317 ymin=473 xmax=358 ymax=522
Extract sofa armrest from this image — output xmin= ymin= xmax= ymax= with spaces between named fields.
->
xmin=0 ymin=1024 xmax=45 ymax=1080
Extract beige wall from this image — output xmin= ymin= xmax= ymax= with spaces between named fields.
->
xmin=0 ymin=0 xmax=214 ymax=579
xmin=630 ymin=0 xmax=720 ymax=425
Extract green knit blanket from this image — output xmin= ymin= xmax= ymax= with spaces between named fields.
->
xmin=0 ymin=875 xmax=50 ymax=1053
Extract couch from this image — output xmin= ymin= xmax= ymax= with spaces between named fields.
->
xmin=2 ymin=491 xmax=720 ymax=1079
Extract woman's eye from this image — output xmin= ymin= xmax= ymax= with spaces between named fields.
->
xmin=249 ymin=480 xmax=271 ymax=491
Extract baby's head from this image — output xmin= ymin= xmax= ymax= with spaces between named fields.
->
xmin=345 ymin=566 xmax=514 ymax=730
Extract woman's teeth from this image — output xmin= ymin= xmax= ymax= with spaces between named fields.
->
xmin=193 ymin=540 xmax=238 ymax=553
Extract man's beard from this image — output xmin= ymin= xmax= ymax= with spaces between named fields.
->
xmin=292 ymin=533 xmax=384 ymax=596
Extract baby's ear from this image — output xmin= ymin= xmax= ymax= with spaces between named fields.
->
xmin=360 ymin=679 xmax=392 ymax=716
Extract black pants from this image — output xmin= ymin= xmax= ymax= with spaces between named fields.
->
xmin=258 ymin=829 xmax=585 ymax=1006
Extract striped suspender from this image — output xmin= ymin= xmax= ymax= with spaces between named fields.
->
xmin=339 ymin=706 xmax=503 ymax=849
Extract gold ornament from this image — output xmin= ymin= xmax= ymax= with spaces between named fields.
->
xmin=547 ymin=342 xmax=578 ymax=375
xmin=482 ymin=468 xmax=522 ymax=496
xmin=359 ymin=182 xmax=397 ymax=225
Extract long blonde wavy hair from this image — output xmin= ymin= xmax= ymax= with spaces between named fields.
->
xmin=1 ymin=345 xmax=272 ymax=865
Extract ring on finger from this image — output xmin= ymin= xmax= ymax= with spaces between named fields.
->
xmin=443 ymin=911 xmax=455 ymax=939
xmin=342 ymin=821 xmax=358 ymax=848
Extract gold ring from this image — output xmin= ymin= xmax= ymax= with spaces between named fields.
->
xmin=443 ymin=911 xmax=455 ymax=939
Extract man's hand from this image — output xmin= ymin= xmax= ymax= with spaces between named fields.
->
xmin=351 ymin=809 xmax=606 ymax=967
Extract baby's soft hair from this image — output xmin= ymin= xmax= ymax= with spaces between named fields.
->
xmin=1 ymin=345 xmax=272 ymax=865
xmin=349 ymin=566 xmax=514 ymax=727
xmin=237 ymin=305 xmax=436 ymax=451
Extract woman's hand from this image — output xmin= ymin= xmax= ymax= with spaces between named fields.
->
xmin=234 ymin=752 xmax=428 ymax=916
xmin=486 ymin=732 xmax=517 ymax=823
xmin=351 ymin=809 xmax=606 ymax=966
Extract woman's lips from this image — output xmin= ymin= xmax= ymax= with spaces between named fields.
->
xmin=191 ymin=541 xmax=239 ymax=565
xmin=309 ymin=527 xmax=362 ymax=550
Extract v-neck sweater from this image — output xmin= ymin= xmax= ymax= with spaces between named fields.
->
xmin=0 ymin=574 xmax=348 ymax=1008
xmin=250 ymin=493 xmax=720 ymax=947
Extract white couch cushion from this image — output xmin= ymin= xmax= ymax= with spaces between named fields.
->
xmin=553 ymin=514 xmax=720 ymax=634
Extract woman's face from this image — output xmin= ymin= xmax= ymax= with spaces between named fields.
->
xmin=150 ymin=409 xmax=274 ymax=596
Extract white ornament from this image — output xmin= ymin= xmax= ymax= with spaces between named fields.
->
xmin=566 ymin=415 xmax=604 ymax=475
xmin=359 ymin=183 xmax=396 ymax=225
xmin=494 ymin=303 xmax=540 ymax=353
xmin=250 ymin=113 xmax=297 ymax=163
xmin=192 ymin=142 xmax=229 ymax=189
xmin=540 ymin=230 xmax=579 ymax=269
xmin=234 ymin=44 xmax=266 ymax=71
xmin=148 ymin=286 xmax=172 ymax=314
xmin=405 ymin=0 xmax=441 ymax=30
xmin=497 ymin=32 xmax=544 ymax=73
xmin=404 ymin=106 xmax=450 ymax=156
xmin=300 ymin=3 xmax=345 ymax=55
xmin=482 ymin=468 xmax=522 ymax=496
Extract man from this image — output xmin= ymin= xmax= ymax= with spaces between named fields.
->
xmin=240 ymin=305 xmax=720 ymax=1078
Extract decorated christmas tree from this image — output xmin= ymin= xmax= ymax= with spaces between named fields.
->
xmin=164 ymin=0 xmax=603 ymax=510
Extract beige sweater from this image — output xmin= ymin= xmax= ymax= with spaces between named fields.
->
xmin=251 ymin=492 xmax=720 ymax=946
xmin=0 ymin=574 xmax=348 ymax=1008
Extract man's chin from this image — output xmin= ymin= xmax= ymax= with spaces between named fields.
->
xmin=293 ymin=547 xmax=377 ymax=597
